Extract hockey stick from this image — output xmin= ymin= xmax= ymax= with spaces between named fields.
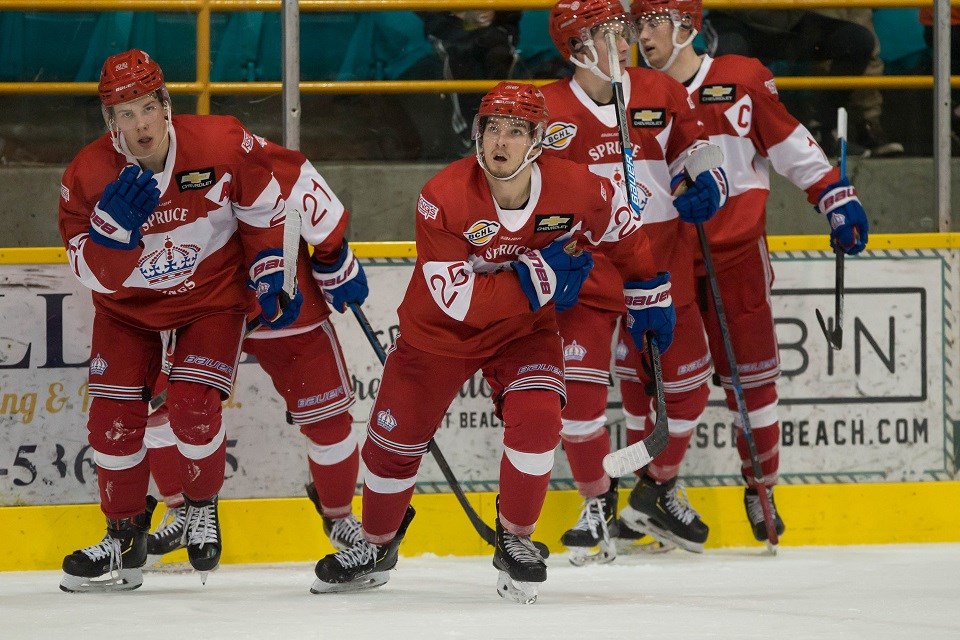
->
xmin=814 ymin=107 xmax=847 ymax=351
xmin=149 ymin=209 xmax=303 ymax=413
xmin=696 ymin=223 xmax=778 ymax=552
xmin=347 ymin=302 xmax=550 ymax=558
xmin=598 ymin=28 xmax=669 ymax=477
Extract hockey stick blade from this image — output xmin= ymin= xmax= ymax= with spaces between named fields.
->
xmin=603 ymin=341 xmax=668 ymax=477
xmin=347 ymin=302 xmax=550 ymax=558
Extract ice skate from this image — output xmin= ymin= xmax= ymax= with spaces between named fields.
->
xmin=183 ymin=494 xmax=221 ymax=583
xmin=618 ymin=476 xmax=708 ymax=553
xmin=311 ymin=505 xmax=415 ymax=594
xmin=493 ymin=511 xmax=546 ymax=604
xmin=560 ymin=481 xmax=619 ymax=566
xmin=616 ymin=520 xmax=676 ymax=555
xmin=60 ymin=496 xmax=157 ymax=593
xmin=305 ymin=483 xmax=364 ymax=551
xmin=744 ymin=485 xmax=785 ymax=547
xmin=146 ymin=504 xmax=186 ymax=566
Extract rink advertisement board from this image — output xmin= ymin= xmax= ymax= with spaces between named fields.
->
xmin=0 ymin=246 xmax=958 ymax=505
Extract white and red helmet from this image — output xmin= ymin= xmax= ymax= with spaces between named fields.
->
xmin=98 ymin=49 xmax=166 ymax=107
xmin=473 ymin=82 xmax=550 ymax=181
xmin=549 ymin=0 xmax=639 ymax=81
xmin=631 ymin=0 xmax=703 ymax=32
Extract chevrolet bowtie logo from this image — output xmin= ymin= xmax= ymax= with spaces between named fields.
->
xmin=633 ymin=109 xmax=662 ymax=122
xmin=702 ymin=86 xmax=733 ymax=98
xmin=180 ymin=171 xmax=211 ymax=184
xmin=538 ymin=216 xmax=568 ymax=227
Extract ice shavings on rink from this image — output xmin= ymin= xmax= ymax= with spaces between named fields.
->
xmin=2 ymin=544 xmax=959 ymax=640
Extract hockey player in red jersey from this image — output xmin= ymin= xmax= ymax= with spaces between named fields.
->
xmin=627 ymin=0 xmax=870 ymax=543
xmin=57 ymin=49 xmax=301 ymax=592
xmin=142 ymin=140 xmax=369 ymax=562
xmin=541 ymin=0 xmax=728 ymax=559
xmin=311 ymin=81 xmax=673 ymax=603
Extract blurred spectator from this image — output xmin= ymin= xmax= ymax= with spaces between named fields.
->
xmin=920 ymin=7 xmax=960 ymax=134
xmin=416 ymin=11 xmax=522 ymax=148
xmin=703 ymin=9 xmax=901 ymax=157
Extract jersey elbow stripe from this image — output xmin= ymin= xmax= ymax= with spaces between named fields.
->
xmin=94 ymin=444 xmax=147 ymax=471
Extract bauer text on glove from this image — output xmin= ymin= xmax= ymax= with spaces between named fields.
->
xmin=249 ymin=248 xmax=303 ymax=329
xmin=817 ymin=178 xmax=868 ymax=255
xmin=624 ymin=272 xmax=676 ymax=352
xmin=311 ymin=240 xmax=369 ymax=313
xmin=513 ymin=238 xmax=594 ymax=312
xmin=90 ymin=165 xmax=161 ymax=250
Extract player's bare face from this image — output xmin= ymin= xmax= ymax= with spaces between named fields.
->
xmin=637 ymin=14 xmax=675 ymax=70
xmin=481 ymin=117 xmax=534 ymax=179
xmin=114 ymin=95 xmax=167 ymax=157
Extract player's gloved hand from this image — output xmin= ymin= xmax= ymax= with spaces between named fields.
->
xmin=249 ymin=248 xmax=303 ymax=329
xmin=624 ymin=272 xmax=676 ymax=352
xmin=90 ymin=164 xmax=160 ymax=250
xmin=817 ymin=178 xmax=868 ymax=255
xmin=514 ymin=238 xmax=594 ymax=312
xmin=311 ymin=240 xmax=369 ymax=313
xmin=671 ymin=164 xmax=728 ymax=224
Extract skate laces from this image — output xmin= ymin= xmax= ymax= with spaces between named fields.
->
xmin=80 ymin=536 xmax=122 ymax=571
xmin=745 ymin=488 xmax=776 ymax=525
xmin=333 ymin=539 xmax=377 ymax=569
xmin=571 ymin=497 xmax=609 ymax=541
xmin=328 ymin=515 xmax=364 ymax=549
xmin=663 ymin=482 xmax=699 ymax=525
xmin=154 ymin=506 xmax=186 ymax=541
xmin=185 ymin=502 xmax=219 ymax=548
xmin=503 ymin=532 xmax=543 ymax=564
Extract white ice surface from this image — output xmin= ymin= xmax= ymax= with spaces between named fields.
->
xmin=2 ymin=544 xmax=958 ymax=640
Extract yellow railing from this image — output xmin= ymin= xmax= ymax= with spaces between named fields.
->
xmin=0 ymin=0 xmax=947 ymax=115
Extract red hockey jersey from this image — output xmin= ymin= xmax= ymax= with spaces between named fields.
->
xmin=684 ymin=55 xmax=839 ymax=260
xmin=397 ymin=155 xmax=657 ymax=359
xmin=540 ymin=67 xmax=705 ymax=306
xmin=59 ymin=114 xmax=286 ymax=331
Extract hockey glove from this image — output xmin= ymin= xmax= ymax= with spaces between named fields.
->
xmin=817 ymin=178 xmax=868 ymax=255
xmin=514 ymin=238 xmax=594 ymax=312
xmin=624 ymin=272 xmax=676 ymax=353
xmin=311 ymin=240 xmax=369 ymax=313
xmin=90 ymin=165 xmax=161 ymax=250
xmin=671 ymin=165 xmax=728 ymax=224
xmin=249 ymin=248 xmax=303 ymax=330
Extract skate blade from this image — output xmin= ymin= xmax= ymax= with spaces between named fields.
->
xmin=765 ymin=541 xmax=778 ymax=556
xmin=619 ymin=508 xmax=704 ymax=554
xmin=616 ymin=537 xmax=677 ymax=555
xmin=309 ymin=572 xmax=389 ymax=594
xmin=59 ymin=568 xmax=143 ymax=593
xmin=496 ymin=571 xmax=538 ymax=605
xmin=567 ymin=539 xmax=617 ymax=567
xmin=143 ymin=557 xmax=193 ymax=574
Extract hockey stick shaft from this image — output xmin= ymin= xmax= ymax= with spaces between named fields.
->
xmin=815 ymin=108 xmax=846 ymax=350
xmin=696 ymin=223 xmax=778 ymax=548
xmin=348 ymin=302 xmax=550 ymax=556
xmin=599 ymin=29 xmax=669 ymax=477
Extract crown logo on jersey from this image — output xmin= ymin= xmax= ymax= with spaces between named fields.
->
xmin=564 ymin=340 xmax=587 ymax=362
xmin=615 ymin=340 xmax=628 ymax=361
xmin=89 ymin=353 xmax=108 ymax=376
xmin=376 ymin=409 xmax=398 ymax=432
xmin=138 ymin=236 xmax=201 ymax=285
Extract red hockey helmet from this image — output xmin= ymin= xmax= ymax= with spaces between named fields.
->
xmin=549 ymin=0 xmax=633 ymax=60
xmin=98 ymin=49 xmax=166 ymax=107
xmin=630 ymin=0 xmax=703 ymax=32
xmin=477 ymin=82 xmax=549 ymax=129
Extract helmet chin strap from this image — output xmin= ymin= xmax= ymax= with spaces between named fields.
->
xmin=476 ymin=139 xmax=543 ymax=182
xmin=570 ymin=40 xmax=613 ymax=82
xmin=640 ymin=24 xmax=697 ymax=72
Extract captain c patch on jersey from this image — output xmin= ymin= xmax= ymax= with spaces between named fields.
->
xmin=534 ymin=214 xmax=574 ymax=233
xmin=630 ymin=108 xmax=666 ymax=128
xmin=700 ymin=85 xmax=736 ymax=103
xmin=177 ymin=168 xmax=216 ymax=191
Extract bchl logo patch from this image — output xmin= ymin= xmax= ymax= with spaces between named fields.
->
xmin=417 ymin=194 xmax=439 ymax=220
xmin=700 ymin=84 xmax=736 ymax=103
xmin=377 ymin=409 xmax=398 ymax=432
xmin=464 ymin=220 xmax=500 ymax=246
xmin=176 ymin=167 xmax=215 ymax=191
xmin=534 ymin=214 xmax=574 ymax=233
xmin=542 ymin=122 xmax=577 ymax=150
xmin=630 ymin=108 xmax=666 ymax=128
